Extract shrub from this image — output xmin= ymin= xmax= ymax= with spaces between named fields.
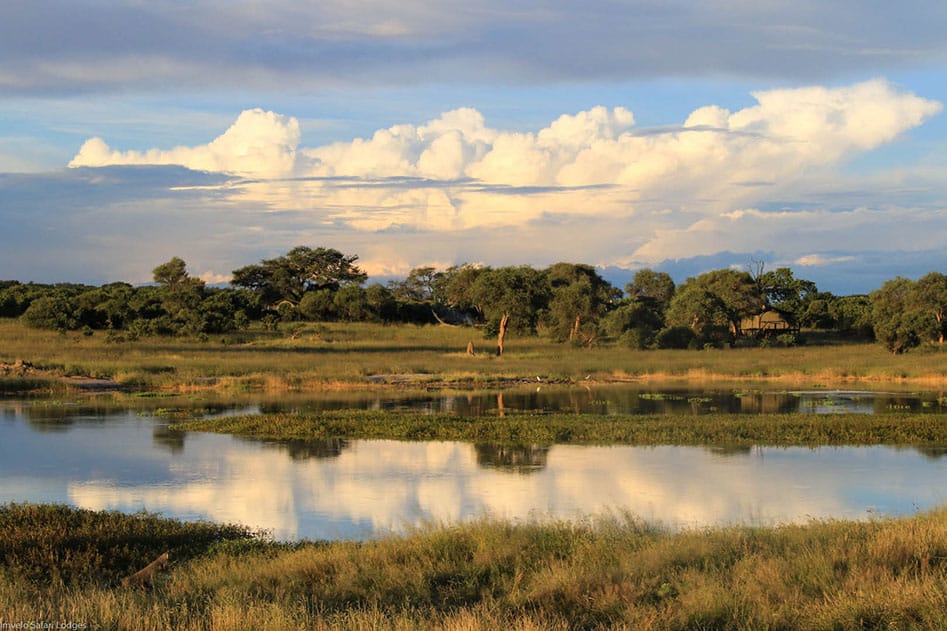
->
xmin=656 ymin=326 xmax=696 ymax=349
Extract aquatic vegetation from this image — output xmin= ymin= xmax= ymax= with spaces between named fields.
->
xmin=173 ymin=410 xmax=947 ymax=447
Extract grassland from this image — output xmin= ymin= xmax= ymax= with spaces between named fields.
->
xmin=4 ymin=503 xmax=947 ymax=630
xmin=2 ymin=319 xmax=947 ymax=393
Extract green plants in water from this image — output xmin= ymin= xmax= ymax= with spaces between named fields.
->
xmin=171 ymin=410 xmax=947 ymax=447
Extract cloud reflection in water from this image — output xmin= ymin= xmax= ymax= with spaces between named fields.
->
xmin=66 ymin=434 xmax=947 ymax=541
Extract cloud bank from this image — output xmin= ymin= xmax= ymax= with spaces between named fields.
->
xmin=66 ymin=81 xmax=942 ymax=272
xmin=72 ymin=81 xmax=939 ymax=191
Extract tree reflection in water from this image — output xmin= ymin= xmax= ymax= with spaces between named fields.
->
xmin=246 ymin=437 xmax=353 ymax=460
xmin=474 ymin=443 xmax=550 ymax=474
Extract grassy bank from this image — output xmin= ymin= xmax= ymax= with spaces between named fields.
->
xmin=4 ymin=504 xmax=947 ymax=629
xmin=173 ymin=409 xmax=947 ymax=447
xmin=2 ymin=319 xmax=947 ymax=393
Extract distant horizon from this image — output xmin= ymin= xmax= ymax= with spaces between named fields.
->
xmin=0 ymin=248 xmax=927 ymax=298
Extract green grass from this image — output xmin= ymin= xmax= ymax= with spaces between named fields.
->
xmin=3 ymin=319 xmax=947 ymax=393
xmin=5 ymin=503 xmax=947 ymax=629
xmin=173 ymin=409 xmax=947 ymax=447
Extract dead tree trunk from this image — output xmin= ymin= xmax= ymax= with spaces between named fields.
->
xmin=568 ymin=314 xmax=581 ymax=341
xmin=496 ymin=314 xmax=510 ymax=356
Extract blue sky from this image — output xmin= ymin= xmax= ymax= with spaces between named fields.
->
xmin=2 ymin=1 xmax=947 ymax=294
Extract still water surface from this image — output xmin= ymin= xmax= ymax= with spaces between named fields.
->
xmin=3 ymin=396 xmax=947 ymax=541
xmin=245 ymin=386 xmax=947 ymax=416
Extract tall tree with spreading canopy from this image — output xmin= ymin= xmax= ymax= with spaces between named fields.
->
xmin=915 ymin=272 xmax=947 ymax=344
xmin=231 ymin=246 xmax=367 ymax=308
xmin=544 ymin=262 xmax=619 ymax=343
xmin=870 ymin=277 xmax=928 ymax=354
xmin=626 ymin=269 xmax=676 ymax=314
xmin=757 ymin=267 xmax=817 ymax=323
xmin=468 ymin=266 xmax=549 ymax=356
xmin=666 ymin=269 xmax=762 ymax=337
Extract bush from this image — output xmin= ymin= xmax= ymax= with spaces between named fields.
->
xmin=696 ymin=324 xmax=734 ymax=349
xmin=656 ymin=326 xmax=696 ymax=349
xmin=618 ymin=326 xmax=655 ymax=350
xmin=775 ymin=333 xmax=797 ymax=347
xmin=21 ymin=295 xmax=78 ymax=331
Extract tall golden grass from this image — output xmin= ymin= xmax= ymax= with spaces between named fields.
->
xmin=4 ymin=504 xmax=947 ymax=629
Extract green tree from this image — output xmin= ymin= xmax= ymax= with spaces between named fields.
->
xmin=365 ymin=283 xmax=399 ymax=322
xmin=757 ymin=267 xmax=817 ymax=323
xmin=667 ymin=269 xmax=762 ymax=338
xmin=442 ymin=264 xmax=485 ymax=316
xmin=198 ymin=289 xmax=251 ymax=334
xmin=603 ymin=299 xmax=665 ymax=349
xmin=152 ymin=257 xmax=206 ymax=335
xmin=468 ymin=266 xmax=549 ymax=356
xmin=828 ymin=294 xmax=873 ymax=337
xmin=73 ymin=283 xmax=135 ymax=329
xmin=0 ymin=281 xmax=34 ymax=318
xmin=870 ymin=277 xmax=927 ymax=354
xmin=389 ymin=266 xmax=446 ymax=304
xmin=21 ymin=294 xmax=78 ymax=331
xmin=333 ymin=285 xmax=370 ymax=321
xmin=298 ymin=289 xmax=336 ymax=321
xmin=626 ymin=269 xmax=675 ymax=313
xmin=605 ymin=269 xmax=676 ymax=348
xmin=544 ymin=263 xmax=619 ymax=343
xmin=231 ymin=246 xmax=367 ymax=307
xmin=152 ymin=257 xmax=189 ymax=288
xmin=915 ymin=272 xmax=947 ymax=344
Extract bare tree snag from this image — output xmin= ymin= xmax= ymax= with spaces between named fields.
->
xmin=496 ymin=313 xmax=510 ymax=356
xmin=432 ymin=309 xmax=457 ymax=327
xmin=466 ymin=341 xmax=474 ymax=355
xmin=569 ymin=314 xmax=581 ymax=341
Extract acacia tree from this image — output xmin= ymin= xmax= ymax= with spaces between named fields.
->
xmin=231 ymin=246 xmax=367 ymax=308
xmin=468 ymin=266 xmax=549 ymax=356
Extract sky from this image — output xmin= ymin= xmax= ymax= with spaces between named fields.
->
xmin=2 ymin=1 xmax=947 ymax=294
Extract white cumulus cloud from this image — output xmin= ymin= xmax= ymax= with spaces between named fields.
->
xmin=62 ymin=80 xmax=943 ymax=283
xmin=70 ymin=109 xmax=301 ymax=178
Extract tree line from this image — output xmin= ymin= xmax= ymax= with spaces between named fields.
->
xmin=2 ymin=246 xmax=944 ymax=354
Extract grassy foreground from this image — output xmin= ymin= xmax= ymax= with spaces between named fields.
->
xmin=173 ymin=409 xmax=947 ymax=447
xmin=3 ymin=319 xmax=947 ymax=392
xmin=4 ymin=504 xmax=947 ymax=630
